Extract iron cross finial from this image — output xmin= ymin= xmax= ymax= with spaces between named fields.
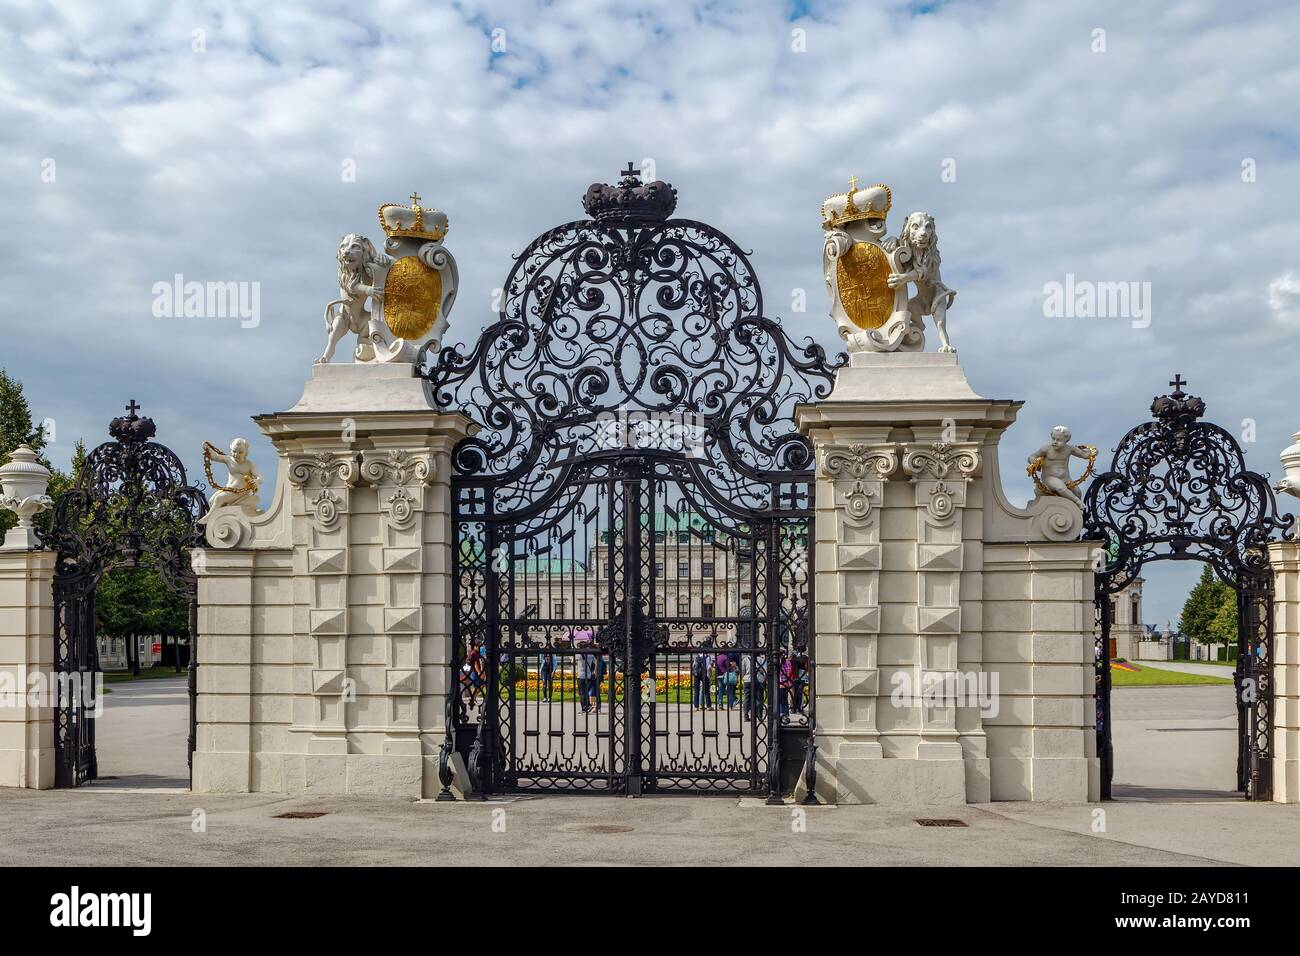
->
xmin=409 ymin=192 xmax=421 ymax=208
xmin=125 ymin=399 xmax=141 ymax=416
xmin=1169 ymin=374 xmax=1187 ymax=393
xmin=621 ymin=161 xmax=640 ymax=179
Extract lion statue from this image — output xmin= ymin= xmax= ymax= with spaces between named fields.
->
xmin=887 ymin=211 xmax=957 ymax=354
xmin=317 ymin=233 xmax=394 ymax=364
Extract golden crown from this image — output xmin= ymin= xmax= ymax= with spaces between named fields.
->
xmin=378 ymin=192 xmax=449 ymax=242
xmin=821 ymin=178 xmax=891 ymax=230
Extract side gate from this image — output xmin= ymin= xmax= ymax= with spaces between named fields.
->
xmin=1083 ymin=376 xmax=1291 ymax=800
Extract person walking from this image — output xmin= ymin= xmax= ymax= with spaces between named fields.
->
xmin=778 ymin=654 xmax=795 ymax=723
xmin=714 ymin=651 xmax=729 ymax=709
xmin=751 ymin=653 xmax=767 ymax=722
xmin=722 ymin=656 xmax=738 ymax=709
xmin=576 ymin=651 xmax=594 ymax=713
xmin=741 ymin=652 xmax=754 ymax=720
xmin=692 ymin=652 xmax=712 ymax=709
xmin=589 ymin=652 xmax=604 ymax=714
xmin=539 ymin=651 xmax=556 ymax=702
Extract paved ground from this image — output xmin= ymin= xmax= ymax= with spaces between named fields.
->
xmin=1111 ymin=683 xmax=1240 ymax=800
xmin=95 ymin=677 xmax=190 ymax=789
xmin=7 ymin=675 xmax=1290 ymax=866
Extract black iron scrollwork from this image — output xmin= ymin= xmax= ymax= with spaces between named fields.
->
xmin=1084 ymin=376 xmax=1291 ymax=592
xmin=48 ymin=402 xmax=208 ymax=787
xmin=1082 ymin=375 xmax=1292 ymax=801
xmin=422 ymin=167 xmax=842 ymax=797
xmin=421 ymin=165 xmax=841 ymax=518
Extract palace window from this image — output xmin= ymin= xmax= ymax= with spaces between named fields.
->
xmin=701 ymin=560 xmax=714 ymax=577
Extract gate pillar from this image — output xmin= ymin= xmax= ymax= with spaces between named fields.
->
xmin=1269 ymin=540 xmax=1300 ymax=803
xmin=0 ymin=546 xmax=56 ymax=789
xmin=797 ymin=352 xmax=1097 ymax=804
xmin=192 ymin=361 xmax=472 ymax=798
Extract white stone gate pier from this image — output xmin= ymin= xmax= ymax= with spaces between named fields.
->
xmin=797 ymin=353 xmax=1098 ymax=803
xmin=191 ymin=362 xmax=471 ymax=797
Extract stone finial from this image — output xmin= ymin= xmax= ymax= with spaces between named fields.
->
xmin=0 ymin=444 xmax=54 ymax=550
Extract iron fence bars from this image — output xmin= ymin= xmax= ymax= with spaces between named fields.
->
xmin=423 ymin=167 xmax=842 ymax=796
xmin=1082 ymin=376 xmax=1292 ymax=801
xmin=47 ymin=403 xmax=208 ymax=788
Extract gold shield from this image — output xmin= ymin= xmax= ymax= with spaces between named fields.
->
xmin=836 ymin=242 xmax=892 ymax=330
xmin=383 ymin=255 xmax=443 ymax=339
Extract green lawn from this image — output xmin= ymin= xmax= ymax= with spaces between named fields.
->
xmin=1111 ymin=665 xmax=1233 ymax=687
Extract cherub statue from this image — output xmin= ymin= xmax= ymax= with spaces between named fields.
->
xmin=1027 ymin=426 xmax=1097 ymax=507
xmin=888 ymin=211 xmax=956 ymax=354
xmin=317 ymin=234 xmax=395 ymax=364
xmin=202 ymin=439 xmax=261 ymax=515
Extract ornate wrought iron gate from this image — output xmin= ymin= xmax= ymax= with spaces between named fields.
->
xmin=424 ymin=165 xmax=839 ymax=796
xmin=1083 ymin=377 xmax=1291 ymax=800
xmin=48 ymin=403 xmax=207 ymax=788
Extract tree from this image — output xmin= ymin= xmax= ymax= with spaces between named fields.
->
xmin=95 ymin=563 xmax=188 ymax=675
xmin=1178 ymin=564 xmax=1237 ymax=651
xmin=1208 ymin=594 xmax=1239 ymax=650
xmin=0 ymin=369 xmax=49 ymax=538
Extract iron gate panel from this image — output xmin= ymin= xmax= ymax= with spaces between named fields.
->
xmin=47 ymin=404 xmax=207 ymax=788
xmin=1083 ymin=377 xmax=1291 ymax=801
xmin=424 ymin=166 xmax=839 ymax=796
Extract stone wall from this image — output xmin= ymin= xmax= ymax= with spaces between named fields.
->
xmin=191 ymin=362 xmax=469 ymax=798
xmin=0 ymin=549 xmax=55 ymax=788
xmin=1270 ymin=540 xmax=1300 ymax=803
xmin=799 ymin=352 xmax=1096 ymax=804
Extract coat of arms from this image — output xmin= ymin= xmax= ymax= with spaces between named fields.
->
xmin=316 ymin=192 xmax=460 ymax=365
xmin=822 ymin=179 xmax=956 ymax=354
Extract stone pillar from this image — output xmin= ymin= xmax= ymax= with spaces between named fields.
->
xmin=192 ymin=362 xmax=470 ymax=798
xmin=1269 ymin=540 xmax=1300 ymax=803
xmin=798 ymin=352 xmax=1095 ymax=804
xmin=0 ymin=548 xmax=56 ymax=788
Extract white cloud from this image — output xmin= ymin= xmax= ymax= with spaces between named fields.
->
xmin=1 ymin=0 xmax=1298 ymax=624
xmin=1268 ymin=271 xmax=1300 ymax=324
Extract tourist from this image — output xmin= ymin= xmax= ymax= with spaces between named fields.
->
xmin=692 ymin=652 xmax=712 ymax=709
xmin=539 ymin=651 xmax=556 ymax=702
xmin=745 ymin=653 xmax=766 ymax=722
xmin=588 ymin=652 xmax=603 ymax=714
xmin=721 ymin=656 xmax=738 ymax=709
xmin=464 ymin=643 xmax=487 ymax=708
xmin=778 ymin=654 xmax=795 ymax=724
xmin=791 ymin=653 xmax=808 ymax=716
xmin=740 ymin=652 xmax=754 ymax=719
xmin=576 ymin=651 xmax=594 ymax=713
xmin=715 ymin=651 xmax=729 ymax=707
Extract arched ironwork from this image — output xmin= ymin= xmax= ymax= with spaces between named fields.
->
xmin=422 ymin=164 xmax=841 ymax=798
xmin=1082 ymin=375 xmax=1291 ymax=800
xmin=47 ymin=402 xmax=208 ymax=787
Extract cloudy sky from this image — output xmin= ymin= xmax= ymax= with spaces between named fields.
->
xmin=3 ymin=0 xmax=1298 ymax=622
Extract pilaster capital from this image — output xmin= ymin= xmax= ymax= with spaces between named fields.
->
xmin=900 ymin=441 xmax=981 ymax=482
xmin=287 ymin=451 xmax=360 ymax=489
